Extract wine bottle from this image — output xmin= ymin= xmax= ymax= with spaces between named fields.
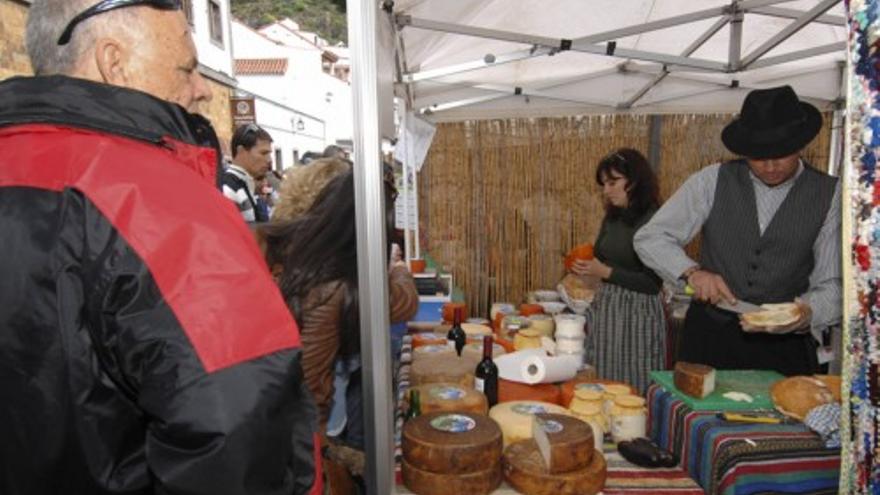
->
xmin=406 ymin=389 xmax=421 ymax=421
xmin=474 ymin=335 xmax=499 ymax=407
xmin=446 ymin=306 xmax=466 ymax=356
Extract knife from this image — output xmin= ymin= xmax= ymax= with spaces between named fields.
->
xmin=716 ymin=299 xmax=763 ymax=314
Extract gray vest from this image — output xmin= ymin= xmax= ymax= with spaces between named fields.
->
xmin=700 ymin=160 xmax=836 ymax=304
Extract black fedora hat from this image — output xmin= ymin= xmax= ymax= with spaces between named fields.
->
xmin=721 ymin=85 xmax=822 ymax=159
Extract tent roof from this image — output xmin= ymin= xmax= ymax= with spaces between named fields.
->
xmin=391 ymin=0 xmax=846 ymax=121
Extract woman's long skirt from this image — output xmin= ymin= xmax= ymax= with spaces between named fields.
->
xmin=585 ymin=283 xmax=666 ymax=394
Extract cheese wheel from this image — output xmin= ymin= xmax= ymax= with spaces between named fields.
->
xmin=413 ymin=383 xmax=489 ymax=415
xmin=514 ymin=329 xmax=543 ymax=351
xmin=402 ymin=458 xmax=501 ymax=495
xmin=462 ymin=342 xmax=507 ymax=362
xmin=528 ymin=314 xmax=555 ymax=338
xmin=412 ymin=333 xmax=448 ymax=349
xmin=413 ymin=344 xmax=456 ymax=361
xmin=461 ymin=323 xmax=494 ymax=337
xmin=503 ymin=440 xmax=607 ymax=495
xmin=402 ymin=411 xmax=503 ymax=474
xmin=411 ymin=356 xmax=475 ymax=388
xmin=559 ymin=379 xmax=636 ymax=407
xmin=489 ymin=401 xmax=570 ymax=446
xmin=499 ymin=379 xmax=562 ymax=405
xmin=532 ymin=413 xmax=594 ymax=473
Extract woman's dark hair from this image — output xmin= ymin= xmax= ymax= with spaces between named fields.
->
xmin=595 ymin=147 xmax=660 ymax=224
xmin=261 ymin=169 xmax=395 ymax=357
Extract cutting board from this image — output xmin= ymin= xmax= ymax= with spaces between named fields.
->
xmin=650 ymin=369 xmax=784 ymax=411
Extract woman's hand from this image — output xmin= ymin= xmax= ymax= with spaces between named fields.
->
xmin=571 ymin=258 xmax=612 ymax=279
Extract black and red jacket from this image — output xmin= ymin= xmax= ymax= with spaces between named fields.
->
xmin=0 ymin=76 xmax=321 ymax=495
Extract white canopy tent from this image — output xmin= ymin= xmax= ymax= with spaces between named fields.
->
xmin=346 ymin=2 xmax=848 ymax=493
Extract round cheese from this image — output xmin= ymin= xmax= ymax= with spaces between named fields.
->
xmin=411 ymin=356 xmax=475 ymax=389
xmin=488 ymin=401 xmax=569 ymax=446
xmin=503 ymin=439 xmax=606 ymax=495
xmin=461 ymin=323 xmax=494 ymax=337
xmin=531 ymin=413 xmax=594 ymax=473
xmin=559 ymin=379 xmax=636 ymax=407
xmin=402 ymin=458 xmax=501 ymax=495
xmin=499 ymin=379 xmax=562 ymax=405
xmin=413 ymin=383 xmax=489 ymax=415
xmin=462 ymin=342 xmax=507 ymax=362
xmin=413 ymin=344 xmax=456 ymax=361
xmin=402 ymin=411 xmax=503 ymax=474
xmin=412 ymin=332 xmax=449 ymax=349
xmin=527 ymin=314 xmax=555 ymax=338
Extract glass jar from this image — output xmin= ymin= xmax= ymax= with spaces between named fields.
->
xmin=554 ymin=314 xmax=586 ymax=339
xmin=602 ymin=384 xmax=632 ymax=417
xmin=570 ymin=402 xmax=604 ymax=451
xmin=610 ymin=395 xmax=647 ymax=443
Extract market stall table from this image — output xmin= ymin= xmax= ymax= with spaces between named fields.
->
xmin=646 ymin=378 xmax=840 ymax=495
xmin=394 ymin=336 xmax=704 ymax=494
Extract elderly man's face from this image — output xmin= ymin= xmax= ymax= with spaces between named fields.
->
xmin=124 ymin=9 xmax=212 ymax=112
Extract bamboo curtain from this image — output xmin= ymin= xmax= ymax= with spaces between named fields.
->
xmin=418 ymin=113 xmax=833 ymax=319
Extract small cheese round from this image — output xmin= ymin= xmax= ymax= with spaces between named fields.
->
xmin=411 ymin=355 xmax=475 ymax=389
xmin=413 ymin=383 xmax=489 ymax=415
xmin=488 ymin=401 xmax=570 ymax=446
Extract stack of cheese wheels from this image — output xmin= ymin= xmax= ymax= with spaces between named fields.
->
xmin=411 ymin=383 xmax=489 ymax=415
xmin=413 ymin=344 xmax=456 ymax=361
xmin=411 ymin=355 xmax=476 ymax=388
xmin=489 ymin=400 xmax=570 ymax=446
xmin=502 ymin=416 xmax=607 ymax=495
xmin=402 ymin=411 xmax=503 ymax=495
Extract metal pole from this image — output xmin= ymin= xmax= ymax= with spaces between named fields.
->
xmin=347 ymin=0 xmax=395 ymax=493
xmin=648 ymin=115 xmax=663 ymax=172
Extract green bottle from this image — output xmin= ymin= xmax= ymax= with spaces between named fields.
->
xmin=407 ymin=390 xmax=421 ymax=421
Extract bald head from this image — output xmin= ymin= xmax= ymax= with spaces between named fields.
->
xmin=25 ymin=1 xmax=212 ymax=112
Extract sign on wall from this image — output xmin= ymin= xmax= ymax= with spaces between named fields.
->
xmin=229 ymin=96 xmax=256 ymax=131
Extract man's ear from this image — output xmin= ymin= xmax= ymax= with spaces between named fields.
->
xmin=94 ymin=37 xmax=129 ymax=86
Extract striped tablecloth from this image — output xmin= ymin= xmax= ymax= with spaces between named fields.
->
xmin=647 ymin=384 xmax=840 ymax=495
xmin=394 ymin=336 xmax=704 ymax=494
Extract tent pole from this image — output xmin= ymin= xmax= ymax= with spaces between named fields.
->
xmin=347 ymin=0 xmax=395 ymax=493
xmin=728 ymin=1 xmax=743 ymax=70
xmin=649 ymin=115 xmax=663 ymax=172
xmin=740 ymin=0 xmax=840 ymax=68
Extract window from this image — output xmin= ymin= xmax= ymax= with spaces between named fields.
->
xmin=182 ymin=0 xmax=194 ymax=25
xmin=208 ymin=0 xmax=223 ymax=46
xmin=293 ymin=149 xmax=300 ymax=165
xmin=274 ymin=149 xmax=283 ymax=171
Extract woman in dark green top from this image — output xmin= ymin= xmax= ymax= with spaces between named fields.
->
xmin=571 ymin=148 xmax=664 ymax=393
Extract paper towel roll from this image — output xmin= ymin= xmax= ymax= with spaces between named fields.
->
xmin=495 ymin=349 xmax=547 ymax=383
xmin=520 ymin=354 xmax=580 ymax=384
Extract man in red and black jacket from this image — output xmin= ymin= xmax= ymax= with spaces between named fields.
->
xmin=0 ymin=1 xmax=321 ymax=494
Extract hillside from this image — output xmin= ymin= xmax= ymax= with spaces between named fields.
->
xmin=231 ymin=0 xmax=348 ymax=44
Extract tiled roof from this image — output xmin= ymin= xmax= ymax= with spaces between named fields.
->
xmin=234 ymin=58 xmax=288 ymax=75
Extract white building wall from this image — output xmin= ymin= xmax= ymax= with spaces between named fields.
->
xmin=191 ymin=0 xmax=234 ymax=77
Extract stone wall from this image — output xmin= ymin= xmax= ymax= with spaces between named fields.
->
xmin=0 ymin=0 xmax=32 ymax=80
xmin=201 ymin=79 xmax=234 ymax=157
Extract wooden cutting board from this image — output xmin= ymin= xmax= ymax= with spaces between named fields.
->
xmin=650 ymin=370 xmax=784 ymax=411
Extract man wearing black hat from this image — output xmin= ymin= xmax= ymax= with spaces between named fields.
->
xmin=634 ymin=85 xmax=840 ymax=375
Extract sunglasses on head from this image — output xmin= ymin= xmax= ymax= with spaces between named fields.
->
xmin=58 ymin=0 xmax=181 ymax=46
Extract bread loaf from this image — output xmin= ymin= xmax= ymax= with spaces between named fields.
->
xmin=402 ymin=411 xmax=503 ymax=474
xmin=673 ymin=361 xmax=716 ymax=399
xmin=401 ymin=458 xmax=501 ymax=495
xmin=532 ymin=413 xmax=594 ymax=473
xmin=741 ymin=302 xmax=801 ymax=327
xmin=503 ymin=439 xmax=606 ymax=495
xmin=770 ymin=376 xmax=835 ymax=420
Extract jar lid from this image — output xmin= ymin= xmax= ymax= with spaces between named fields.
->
xmin=574 ymin=388 xmax=603 ymax=401
xmin=613 ymin=394 xmax=646 ymax=408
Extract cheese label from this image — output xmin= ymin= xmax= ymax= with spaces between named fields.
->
xmin=536 ymin=418 xmax=564 ymax=433
xmin=429 ymin=386 xmax=466 ymax=401
xmin=475 ymin=378 xmax=485 ymax=392
xmin=430 ymin=414 xmax=476 ymax=433
xmin=512 ymin=404 xmax=549 ymax=416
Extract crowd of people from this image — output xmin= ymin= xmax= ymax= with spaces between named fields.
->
xmin=0 ymin=1 xmax=842 ymax=494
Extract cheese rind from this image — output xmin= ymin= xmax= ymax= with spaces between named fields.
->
xmin=503 ymin=439 xmax=607 ymax=495
xmin=411 ymin=356 xmax=475 ymax=388
xmin=673 ymin=361 xmax=716 ymax=399
xmin=531 ymin=413 xmax=594 ymax=473
xmin=413 ymin=383 xmax=489 ymax=415
xmin=499 ymin=379 xmax=562 ymax=405
xmin=402 ymin=457 xmax=501 ymax=495
xmin=402 ymin=411 xmax=503 ymax=474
